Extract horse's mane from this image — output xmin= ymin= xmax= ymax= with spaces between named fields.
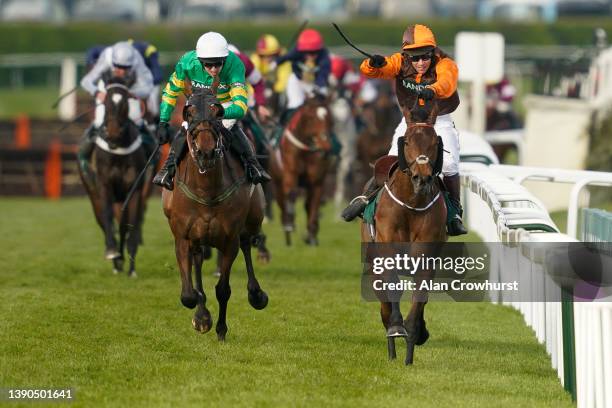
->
xmin=410 ymin=106 xmax=429 ymax=123
xmin=184 ymin=76 xmax=221 ymax=123
xmin=407 ymin=98 xmax=439 ymax=125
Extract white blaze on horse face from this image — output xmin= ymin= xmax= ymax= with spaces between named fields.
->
xmin=112 ymin=93 xmax=123 ymax=105
xmin=316 ymin=107 xmax=328 ymax=121
xmin=416 ymin=155 xmax=429 ymax=165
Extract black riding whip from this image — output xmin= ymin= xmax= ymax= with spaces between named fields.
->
xmin=286 ymin=20 xmax=309 ymax=50
xmin=120 ymin=143 xmax=161 ymax=215
xmin=331 ymin=22 xmax=374 ymax=59
xmin=51 ymin=86 xmax=79 ymax=108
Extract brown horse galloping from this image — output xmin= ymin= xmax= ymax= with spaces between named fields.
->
xmin=162 ymin=79 xmax=270 ymax=341
xmin=269 ymin=95 xmax=334 ymax=246
xmin=362 ymin=99 xmax=447 ymax=364
xmin=78 ymin=77 xmax=149 ymax=277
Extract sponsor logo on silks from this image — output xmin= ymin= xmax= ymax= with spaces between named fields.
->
xmin=402 ymin=79 xmax=426 ymax=93
xmin=192 ymin=82 xmax=230 ymax=90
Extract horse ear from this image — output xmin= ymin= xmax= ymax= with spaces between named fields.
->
xmin=403 ymin=107 xmax=412 ymax=124
xmin=184 ymin=75 xmax=193 ymax=98
xmin=211 ymin=75 xmax=220 ymax=94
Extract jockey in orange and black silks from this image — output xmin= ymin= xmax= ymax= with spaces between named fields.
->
xmin=342 ymin=24 xmax=467 ymax=236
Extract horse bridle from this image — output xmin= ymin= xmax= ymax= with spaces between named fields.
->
xmin=399 ymin=122 xmax=438 ymax=176
xmin=187 ymin=120 xmax=224 ymax=175
xmin=101 ymin=83 xmax=131 ymax=139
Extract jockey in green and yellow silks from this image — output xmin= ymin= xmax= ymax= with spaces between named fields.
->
xmin=153 ymin=32 xmax=270 ymax=190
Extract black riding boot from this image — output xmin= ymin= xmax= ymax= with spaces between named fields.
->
xmin=341 ymin=177 xmax=381 ymax=222
xmin=77 ymin=125 xmax=98 ymax=186
xmin=230 ymin=126 xmax=271 ymax=184
xmin=444 ymin=174 xmax=468 ymax=236
xmin=77 ymin=125 xmax=97 ymax=165
xmin=153 ymin=130 xmax=186 ymax=191
xmin=152 ymin=148 xmax=176 ymax=190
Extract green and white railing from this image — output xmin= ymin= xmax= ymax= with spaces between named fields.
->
xmin=461 ymin=162 xmax=611 ymax=406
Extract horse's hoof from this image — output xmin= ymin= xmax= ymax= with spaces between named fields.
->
xmin=387 ymin=325 xmax=408 ymax=338
xmin=181 ymin=294 xmax=198 ymax=309
xmin=415 ymin=326 xmax=429 ymax=346
xmin=128 ymin=270 xmax=137 ymax=279
xmin=303 ymin=236 xmax=318 ymax=246
xmin=217 ymin=333 xmax=226 ymax=342
xmin=192 ymin=317 xmax=212 ymax=334
xmin=105 ymin=250 xmax=120 ymax=260
xmin=257 ymin=251 xmax=271 ymax=264
xmin=113 ymin=258 xmax=124 ymax=273
xmin=248 ymin=290 xmax=269 ymax=310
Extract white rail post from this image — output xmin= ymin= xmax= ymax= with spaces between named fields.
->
xmin=58 ymin=57 xmax=77 ymax=121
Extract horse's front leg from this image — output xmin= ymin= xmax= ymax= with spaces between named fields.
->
xmin=240 ymin=234 xmax=268 ymax=311
xmin=192 ymin=245 xmax=212 ymax=333
xmin=124 ymin=192 xmax=142 ymax=278
xmin=304 ymin=182 xmax=323 ymax=246
xmin=175 ymin=238 xmax=198 ymax=309
xmin=281 ymin=173 xmax=298 ymax=246
xmin=403 ymin=271 xmax=432 ymax=365
xmin=99 ymin=186 xmax=119 ymax=260
xmin=215 ymin=239 xmax=239 ymax=341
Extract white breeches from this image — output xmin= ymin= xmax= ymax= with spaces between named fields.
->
xmin=286 ymin=73 xmax=315 ymax=109
xmin=388 ymin=114 xmax=460 ymax=176
xmin=93 ymin=81 xmax=144 ymax=128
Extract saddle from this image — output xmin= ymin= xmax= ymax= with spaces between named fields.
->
xmin=374 ymin=155 xmax=399 ymax=186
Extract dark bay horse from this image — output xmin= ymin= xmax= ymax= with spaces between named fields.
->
xmin=269 ymin=95 xmax=334 ymax=246
xmin=78 ymin=77 xmax=149 ymax=277
xmin=161 ymin=79 xmax=269 ymax=341
xmin=362 ymin=100 xmax=447 ymax=364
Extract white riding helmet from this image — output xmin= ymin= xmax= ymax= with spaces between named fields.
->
xmin=196 ymin=32 xmax=229 ymax=61
xmin=111 ymin=41 xmax=135 ymax=68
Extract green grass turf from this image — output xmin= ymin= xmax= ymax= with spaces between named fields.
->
xmin=0 ymin=197 xmax=573 ymax=407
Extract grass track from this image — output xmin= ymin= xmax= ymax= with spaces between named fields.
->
xmin=0 ymin=197 xmax=573 ymax=407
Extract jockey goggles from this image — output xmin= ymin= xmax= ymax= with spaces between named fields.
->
xmin=113 ymin=63 xmax=132 ymax=70
xmin=198 ymin=57 xmax=226 ymax=68
xmin=406 ymin=52 xmax=432 ymax=62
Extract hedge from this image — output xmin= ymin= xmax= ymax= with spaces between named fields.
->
xmin=4 ymin=18 xmax=612 ymax=54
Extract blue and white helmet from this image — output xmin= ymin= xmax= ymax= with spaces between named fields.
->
xmin=111 ymin=41 xmax=135 ymax=68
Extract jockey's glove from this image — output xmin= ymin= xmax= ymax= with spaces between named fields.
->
xmin=419 ymin=87 xmax=435 ymax=101
xmin=156 ymin=122 xmax=171 ymax=145
xmin=368 ymin=55 xmax=387 ymax=68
